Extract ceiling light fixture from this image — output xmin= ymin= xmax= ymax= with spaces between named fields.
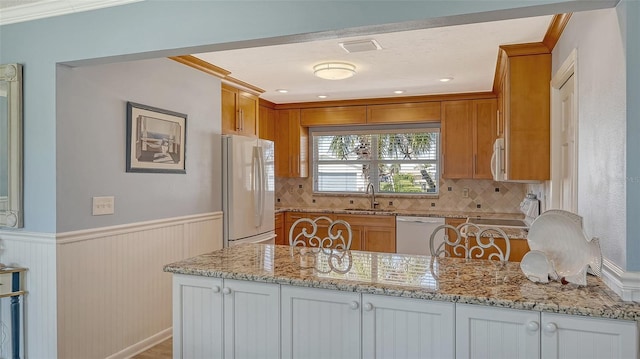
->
xmin=313 ymin=62 xmax=356 ymax=80
xmin=440 ymin=77 xmax=454 ymax=82
xmin=393 ymin=90 xmax=405 ymax=94
xmin=318 ymin=95 xmax=328 ymax=99
xmin=276 ymin=89 xmax=288 ymax=93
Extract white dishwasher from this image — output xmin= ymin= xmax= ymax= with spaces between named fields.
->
xmin=396 ymin=216 xmax=445 ymax=255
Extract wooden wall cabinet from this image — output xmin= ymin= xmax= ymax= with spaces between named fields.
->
xmin=259 ymin=104 xmax=276 ymax=141
xmin=221 ymin=83 xmax=259 ymax=137
xmin=275 ymin=109 xmax=308 ymax=178
xmin=495 ymin=44 xmax=551 ymax=181
xmin=367 ymin=101 xmax=441 ymax=124
xmin=441 ymin=99 xmax=496 ymax=179
xmin=300 ymin=106 xmax=367 ymax=126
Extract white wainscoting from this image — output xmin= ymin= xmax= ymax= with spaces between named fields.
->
xmin=0 ymin=212 xmax=222 ymax=358
xmin=0 ymin=230 xmax=57 ymax=359
xmin=41 ymin=212 xmax=220 ymax=359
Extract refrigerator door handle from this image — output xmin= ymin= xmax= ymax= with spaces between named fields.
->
xmin=252 ymin=146 xmax=264 ymax=228
xmin=258 ymin=146 xmax=266 ymax=228
xmin=252 ymin=146 xmax=261 ymax=228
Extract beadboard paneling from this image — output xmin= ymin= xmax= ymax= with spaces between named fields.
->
xmin=0 ymin=231 xmax=57 ymax=359
xmin=56 ymin=212 xmax=222 ymax=359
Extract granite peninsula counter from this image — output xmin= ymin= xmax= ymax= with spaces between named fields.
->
xmin=165 ymin=244 xmax=640 ymax=358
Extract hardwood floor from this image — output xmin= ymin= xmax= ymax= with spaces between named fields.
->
xmin=133 ymin=338 xmax=172 ymax=359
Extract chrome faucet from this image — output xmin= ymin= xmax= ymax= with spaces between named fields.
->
xmin=366 ymin=183 xmax=379 ymax=209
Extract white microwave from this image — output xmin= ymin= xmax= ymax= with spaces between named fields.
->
xmin=491 ymin=138 xmax=505 ymax=181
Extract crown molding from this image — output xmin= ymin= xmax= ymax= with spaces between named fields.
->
xmin=0 ymin=0 xmax=143 ymax=26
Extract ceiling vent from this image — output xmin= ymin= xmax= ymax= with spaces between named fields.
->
xmin=339 ymin=39 xmax=382 ymax=53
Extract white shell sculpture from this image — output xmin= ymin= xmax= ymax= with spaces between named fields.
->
xmin=525 ymin=210 xmax=602 ymax=286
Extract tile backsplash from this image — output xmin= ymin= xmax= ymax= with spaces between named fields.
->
xmin=276 ymin=177 xmax=527 ymax=214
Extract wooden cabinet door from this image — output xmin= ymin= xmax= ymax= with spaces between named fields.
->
xmin=502 ymin=51 xmax=551 ymax=181
xmin=441 ymin=100 xmax=473 ymax=179
xmin=456 ymin=304 xmax=540 ymax=359
xmin=237 ymin=90 xmax=258 ymax=137
xmin=300 ymin=106 xmax=367 ymax=126
xmin=472 ymin=99 xmax=497 ymax=179
xmin=275 ymin=109 xmax=308 ymax=178
xmin=363 ymin=226 xmax=396 ymax=253
xmin=259 ymin=105 xmax=276 ymax=141
xmin=541 ymin=313 xmax=638 ymax=359
xmin=367 ymin=101 xmax=441 ymax=124
xmin=223 ymin=280 xmax=280 ymax=359
xmin=281 ymin=286 xmax=361 ymax=359
xmin=221 ymin=85 xmax=238 ymax=135
xmin=362 ymin=294 xmax=455 ymax=358
xmin=274 ymin=212 xmax=286 ymax=245
xmin=337 ymin=214 xmax=395 ymax=252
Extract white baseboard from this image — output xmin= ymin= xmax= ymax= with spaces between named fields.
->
xmin=106 ymin=328 xmax=172 ymax=359
xmin=602 ymin=258 xmax=640 ymax=301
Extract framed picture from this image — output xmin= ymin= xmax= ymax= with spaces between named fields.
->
xmin=126 ymin=102 xmax=187 ymax=173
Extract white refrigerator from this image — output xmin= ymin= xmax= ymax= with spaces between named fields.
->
xmin=222 ymin=135 xmax=275 ymax=247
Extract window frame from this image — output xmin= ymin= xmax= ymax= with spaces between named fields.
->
xmin=311 ymin=124 xmax=440 ymax=196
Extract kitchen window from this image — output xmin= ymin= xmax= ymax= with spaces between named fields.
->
xmin=312 ymin=126 xmax=440 ymax=194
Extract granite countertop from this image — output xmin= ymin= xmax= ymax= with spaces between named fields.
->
xmin=164 ymin=244 xmax=640 ymax=322
xmin=277 ymin=206 xmax=524 ymax=220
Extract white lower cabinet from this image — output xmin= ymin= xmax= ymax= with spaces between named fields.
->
xmin=172 ymin=276 xmax=639 ymax=359
xmin=362 ymin=294 xmax=455 ymax=358
xmin=541 ymin=312 xmax=638 ymax=359
xmin=456 ymin=303 xmax=541 ymax=359
xmin=281 ymin=285 xmax=361 ymax=359
xmin=456 ymin=303 xmax=638 ymax=359
xmin=172 ymin=275 xmax=280 ymax=359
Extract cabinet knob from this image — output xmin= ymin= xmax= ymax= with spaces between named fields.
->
xmin=363 ymin=303 xmax=373 ymax=311
xmin=526 ymin=321 xmax=539 ymax=332
xmin=222 ymin=287 xmax=232 ymax=295
xmin=212 ymin=286 xmax=221 ymax=293
xmin=349 ymin=301 xmax=359 ymax=310
xmin=544 ymin=322 xmax=558 ymax=333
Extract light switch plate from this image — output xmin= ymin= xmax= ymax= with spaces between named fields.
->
xmin=92 ymin=196 xmax=115 ymax=215
xmin=462 ymin=188 xmax=469 ymax=198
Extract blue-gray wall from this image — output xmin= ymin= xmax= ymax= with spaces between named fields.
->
xmin=1 ymin=0 xmax=638 ymax=269
xmin=623 ymin=0 xmax=640 ymax=270
xmin=56 ymin=58 xmax=220 ymax=232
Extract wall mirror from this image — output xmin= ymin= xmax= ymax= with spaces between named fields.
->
xmin=0 ymin=64 xmax=23 ymax=228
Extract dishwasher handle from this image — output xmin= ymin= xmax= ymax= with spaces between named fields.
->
xmin=396 ymin=216 xmax=445 ymax=224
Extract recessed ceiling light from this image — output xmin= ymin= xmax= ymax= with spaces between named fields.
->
xmin=313 ymin=62 xmax=356 ymax=80
xmin=276 ymin=89 xmax=288 ymax=93
xmin=440 ymin=77 xmax=454 ymax=82
xmin=318 ymin=95 xmax=328 ymax=99
xmin=393 ymin=90 xmax=405 ymax=94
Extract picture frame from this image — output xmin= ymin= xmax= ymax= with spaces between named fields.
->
xmin=126 ymin=102 xmax=187 ymax=174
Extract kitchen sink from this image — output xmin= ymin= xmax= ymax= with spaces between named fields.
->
xmin=343 ymin=207 xmax=395 ymax=212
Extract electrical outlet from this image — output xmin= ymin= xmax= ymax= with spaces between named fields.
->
xmin=462 ymin=188 xmax=469 ymax=198
xmin=287 ymin=187 xmax=294 ymax=194
xmin=92 ymin=196 xmax=114 ymax=215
